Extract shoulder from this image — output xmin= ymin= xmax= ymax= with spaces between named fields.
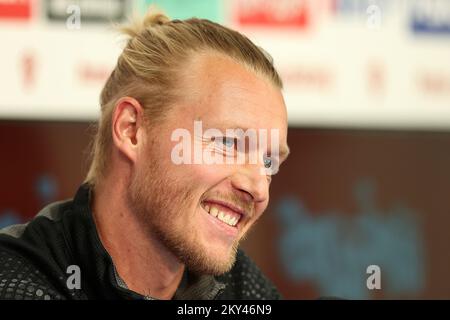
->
xmin=216 ymin=249 xmax=282 ymax=300
xmin=0 ymin=200 xmax=81 ymax=300
xmin=0 ymin=247 xmax=66 ymax=300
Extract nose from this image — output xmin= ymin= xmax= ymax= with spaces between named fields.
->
xmin=230 ymin=164 xmax=269 ymax=204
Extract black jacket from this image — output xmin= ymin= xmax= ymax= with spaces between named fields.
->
xmin=0 ymin=184 xmax=281 ymax=300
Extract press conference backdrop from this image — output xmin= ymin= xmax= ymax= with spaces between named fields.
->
xmin=1 ymin=0 xmax=449 ymax=299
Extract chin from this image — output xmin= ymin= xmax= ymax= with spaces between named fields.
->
xmin=184 ymin=243 xmax=238 ymax=276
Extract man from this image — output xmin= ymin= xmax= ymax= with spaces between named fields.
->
xmin=0 ymin=12 xmax=289 ymax=300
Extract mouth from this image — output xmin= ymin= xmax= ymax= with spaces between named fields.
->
xmin=200 ymin=199 xmax=245 ymax=230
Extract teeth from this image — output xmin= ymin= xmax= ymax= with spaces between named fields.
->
xmin=210 ymin=207 xmax=218 ymax=217
xmin=204 ymin=203 xmax=239 ymax=227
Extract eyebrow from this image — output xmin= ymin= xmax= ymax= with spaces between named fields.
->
xmin=206 ymin=122 xmax=290 ymax=160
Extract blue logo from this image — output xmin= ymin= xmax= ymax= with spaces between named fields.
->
xmin=410 ymin=0 xmax=450 ymax=34
xmin=0 ymin=210 xmax=21 ymax=229
xmin=276 ymin=179 xmax=424 ymax=299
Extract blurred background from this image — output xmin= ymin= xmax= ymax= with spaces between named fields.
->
xmin=0 ymin=0 xmax=449 ymax=299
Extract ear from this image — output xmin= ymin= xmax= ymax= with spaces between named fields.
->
xmin=111 ymin=97 xmax=145 ymax=164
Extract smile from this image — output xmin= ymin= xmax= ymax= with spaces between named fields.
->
xmin=200 ymin=200 xmax=244 ymax=228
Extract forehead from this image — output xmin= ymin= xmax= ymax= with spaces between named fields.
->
xmin=176 ymin=52 xmax=288 ymax=134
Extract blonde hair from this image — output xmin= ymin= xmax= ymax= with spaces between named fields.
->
xmin=84 ymin=10 xmax=283 ymax=187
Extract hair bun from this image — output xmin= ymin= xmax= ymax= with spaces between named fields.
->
xmin=143 ymin=13 xmax=170 ymax=27
xmin=120 ymin=10 xmax=170 ymax=38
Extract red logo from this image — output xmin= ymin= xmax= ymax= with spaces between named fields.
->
xmin=0 ymin=0 xmax=31 ymax=20
xmin=235 ymin=0 xmax=312 ymax=27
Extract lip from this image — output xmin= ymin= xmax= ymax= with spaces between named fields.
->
xmin=202 ymin=199 xmax=247 ymax=218
xmin=201 ymin=204 xmax=239 ymax=239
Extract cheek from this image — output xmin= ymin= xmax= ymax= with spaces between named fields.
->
xmin=189 ymin=163 xmax=233 ymax=186
xmin=254 ymin=197 xmax=269 ymax=214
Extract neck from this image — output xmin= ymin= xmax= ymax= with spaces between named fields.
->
xmin=91 ymin=173 xmax=185 ymax=299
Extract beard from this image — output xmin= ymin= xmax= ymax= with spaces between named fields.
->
xmin=127 ymin=143 xmax=241 ymax=275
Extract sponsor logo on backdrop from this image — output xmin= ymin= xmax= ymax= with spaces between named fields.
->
xmin=45 ymin=0 xmax=128 ymax=23
xmin=77 ymin=62 xmax=111 ymax=85
xmin=0 ymin=210 xmax=21 ymax=229
xmin=0 ymin=0 xmax=31 ymax=20
xmin=333 ymin=0 xmax=389 ymax=16
xmin=367 ymin=61 xmax=386 ymax=96
xmin=142 ymin=0 xmax=223 ymax=23
xmin=332 ymin=0 xmax=392 ymax=29
xmin=234 ymin=0 xmax=315 ymax=28
xmin=410 ymin=0 xmax=450 ymax=35
xmin=20 ymin=50 xmax=37 ymax=90
xmin=234 ymin=0 xmax=391 ymax=29
xmin=418 ymin=71 xmax=450 ymax=95
xmin=280 ymin=66 xmax=334 ymax=90
xmin=276 ymin=180 xmax=424 ymax=299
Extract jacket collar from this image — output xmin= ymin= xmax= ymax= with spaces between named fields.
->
xmin=66 ymin=183 xmax=225 ymax=300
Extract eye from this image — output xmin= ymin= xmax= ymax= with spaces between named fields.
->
xmin=221 ymin=137 xmax=236 ymax=149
